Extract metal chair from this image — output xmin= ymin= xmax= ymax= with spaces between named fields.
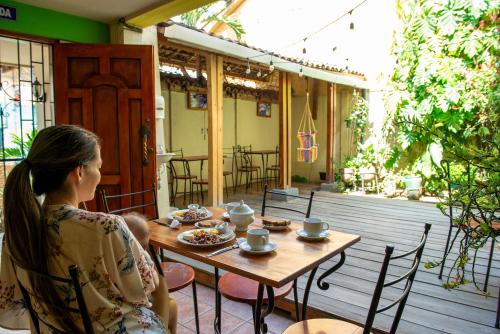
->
xmin=218 ymin=184 xmax=315 ymax=332
xmin=100 ymin=184 xmax=200 ymax=334
xmin=233 ymin=145 xmax=261 ymax=191
xmin=9 ymin=257 xmax=94 ymax=334
xmin=168 ymin=148 xmax=197 ymax=205
xmin=439 ymin=160 xmax=499 ymax=292
xmin=283 ymin=223 xmax=432 ymax=334
xmin=265 ymin=146 xmax=280 ymax=187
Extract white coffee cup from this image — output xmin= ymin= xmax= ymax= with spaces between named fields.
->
xmin=303 ymin=218 xmax=329 ymax=237
xmin=225 ymin=201 xmax=240 ymax=213
xmin=246 ymin=229 xmax=269 ymax=251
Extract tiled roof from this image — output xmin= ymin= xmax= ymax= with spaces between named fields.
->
xmin=158 ymin=20 xmax=365 ymax=77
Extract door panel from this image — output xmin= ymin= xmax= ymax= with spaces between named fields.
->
xmin=54 ymin=44 xmax=156 ymax=216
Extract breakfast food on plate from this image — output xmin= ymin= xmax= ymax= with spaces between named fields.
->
xmin=197 ymin=220 xmax=219 ymax=228
xmin=262 ymin=217 xmax=291 ymax=227
xmin=183 ymin=229 xmax=225 ymax=245
xmin=173 ymin=208 xmax=209 ymax=221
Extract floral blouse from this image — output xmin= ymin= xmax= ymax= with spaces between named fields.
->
xmin=0 ymin=204 xmax=168 ymax=333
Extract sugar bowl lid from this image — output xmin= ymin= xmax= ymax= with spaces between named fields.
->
xmin=230 ymin=200 xmax=254 ymax=215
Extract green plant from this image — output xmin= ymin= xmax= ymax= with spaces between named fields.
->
xmin=291 ymin=175 xmax=308 ymax=183
xmin=389 ymin=0 xmax=499 ymax=290
xmin=345 ymin=91 xmax=369 ymax=144
xmin=0 ymin=129 xmax=38 ymax=159
xmin=180 ymin=1 xmax=246 ymax=40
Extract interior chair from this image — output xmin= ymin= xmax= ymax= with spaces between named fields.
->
xmin=222 ymin=147 xmax=235 ymax=198
xmin=438 ymin=160 xmax=500 ymax=292
xmin=168 ymin=148 xmax=197 ymax=205
xmin=218 ymin=184 xmax=315 ymax=331
xmin=100 ymin=184 xmax=200 ymax=334
xmin=233 ymin=145 xmax=261 ymax=192
xmin=265 ymin=145 xmax=280 ymax=187
xmin=283 ymin=223 xmax=432 ymax=334
xmin=9 ymin=257 xmax=94 ymax=334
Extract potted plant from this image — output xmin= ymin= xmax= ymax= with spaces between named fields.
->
xmin=340 ymin=156 xmax=357 ymax=185
xmin=400 ymin=167 xmax=422 ymax=200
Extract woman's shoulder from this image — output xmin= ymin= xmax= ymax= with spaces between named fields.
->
xmin=46 ymin=204 xmax=127 ymax=235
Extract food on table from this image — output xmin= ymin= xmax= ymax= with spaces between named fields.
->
xmin=262 ymin=217 xmax=291 ymax=227
xmin=183 ymin=229 xmax=225 ymax=245
xmin=197 ymin=220 xmax=220 ymax=228
xmin=173 ymin=208 xmax=209 ymax=221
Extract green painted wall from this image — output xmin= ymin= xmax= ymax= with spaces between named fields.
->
xmin=0 ymin=0 xmax=109 ymax=43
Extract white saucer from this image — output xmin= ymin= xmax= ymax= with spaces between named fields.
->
xmin=239 ymin=241 xmax=278 ymax=254
xmin=296 ymin=229 xmax=330 ymax=240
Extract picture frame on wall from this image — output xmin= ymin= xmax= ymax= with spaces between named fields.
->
xmin=256 ymin=101 xmax=271 ymax=118
xmin=187 ymin=91 xmax=208 ymax=110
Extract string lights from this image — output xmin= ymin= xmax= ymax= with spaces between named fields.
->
xmin=245 ymin=58 xmax=251 ymax=74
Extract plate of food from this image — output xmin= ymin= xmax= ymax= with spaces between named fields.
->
xmin=167 ymin=208 xmax=213 ymax=223
xmin=195 ymin=220 xmax=222 ymax=229
xmin=177 ymin=228 xmax=235 ymax=247
xmin=261 ymin=217 xmax=291 ymax=231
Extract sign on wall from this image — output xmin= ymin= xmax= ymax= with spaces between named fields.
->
xmin=0 ymin=5 xmax=16 ymax=21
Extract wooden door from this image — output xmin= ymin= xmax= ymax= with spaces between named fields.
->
xmin=54 ymin=44 xmax=156 ymax=216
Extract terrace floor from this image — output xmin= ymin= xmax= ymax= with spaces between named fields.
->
xmin=212 ymin=184 xmax=499 ymax=334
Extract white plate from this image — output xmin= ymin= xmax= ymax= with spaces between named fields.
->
xmin=221 ymin=212 xmax=230 ymax=220
xmin=239 ymin=241 xmax=278 ymax=255
xmin=194 ymin=220 xmax=221 ymax=229
xmin=296 ymin=229 xmax=330 ymax=240
xmin=177 ymin=228 xmax=235 ymax=247
xmin=167 ymin=209 xmax=213 ymax=223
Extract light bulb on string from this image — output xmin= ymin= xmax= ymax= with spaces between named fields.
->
xmin=226 ymin=64 xmax=232 ymax=71
xmin=257 ymin=69 xmax=262 ymax=77
xmin=245 ymin=58 xmax=251 ymax=74
xmin=269 ymin=59 xmax=275 ymax=72
xmin=345 ymin=58 xmax=349 ymax=72
xmin=299 ymin=67 xmax=304 ymax=77
xmin=349 ymin=10 xmax=354 ymax=30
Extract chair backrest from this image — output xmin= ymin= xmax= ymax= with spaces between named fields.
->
xmin=440 ymin=159 xmax=472 ymax=223
xmin=363 ymin=223 xmax=431 ymax=334
xmin=9 ymin=257 xmax=94 ymax=334
xmin=100 ymin=183 xmax=159 ymax=219
xmin=261 ymin=184 xmax=315 ymax=218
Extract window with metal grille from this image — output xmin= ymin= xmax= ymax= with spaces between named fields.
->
xmin=0 ymin=35 xmax=54 ymax=216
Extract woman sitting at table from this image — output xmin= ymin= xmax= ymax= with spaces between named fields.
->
xmin=0 ymin=125 xmax=176 ymax=333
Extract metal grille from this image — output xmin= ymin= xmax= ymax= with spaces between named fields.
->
xmin=0 ymin=35 xmax=54 ymax=209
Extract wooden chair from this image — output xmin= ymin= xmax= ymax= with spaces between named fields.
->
xmin=9 ymin=258 xmax=94 ymax=334
xmin=218 ymin=184 xmax=315 ymax=331
xmin=233 ymin=145 xmax=261 ymax=191
xmin=439 ymin=160 xmax=500 ymax=292
xmin=265 ymin=146 xmax=280 ymax=187
xmin=168 ymin=148 xmax=197 ymax=205
xmin=283 ymin=223 xmax=432 ymax=334
xmin=100 ymin=184 xmax=200 ymax=334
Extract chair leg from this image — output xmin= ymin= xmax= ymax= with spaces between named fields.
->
xmin=192 ymin=281 xmax=200 ymax=334
xmin=484 ymin=238 xmax=495 ymax=292
xmin=293 ymin=279 xmax=300 ymax=321
xmin=496 ymin=285 xmax=500 ymax=328
xmin=224 ymin=175 xmax=229 ymax=198
xmin=439 ymin=224 xmax=453 ymax=279
xmin=200 ymin=184 xmax=204 ymax=204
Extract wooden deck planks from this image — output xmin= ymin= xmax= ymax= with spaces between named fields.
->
xmin=232 ymin=189 xmax=500 ymax=334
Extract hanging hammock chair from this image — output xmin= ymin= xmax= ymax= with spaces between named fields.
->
xmin=297 ymin=92 xmax=318 ymax=163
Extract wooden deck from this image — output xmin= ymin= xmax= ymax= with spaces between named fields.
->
xmin=224 ymin=187 xmax=499 ymax=334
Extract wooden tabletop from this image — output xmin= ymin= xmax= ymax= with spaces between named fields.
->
xmin=246 ymin=150 xmax=277 ymax=155
xmin=149 ymin=208 xmax=360 ymax=288
xmin=170 ymin=155 xmax=209 ymax=162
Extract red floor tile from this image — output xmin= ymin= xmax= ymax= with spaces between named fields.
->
xmin=176 ymin=294 xmax=213 ymax=325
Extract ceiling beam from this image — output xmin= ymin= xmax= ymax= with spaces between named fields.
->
xmin=126 ymin=0 xmax=217 ymax=28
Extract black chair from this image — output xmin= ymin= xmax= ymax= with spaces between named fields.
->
xmin=100 ymin=184 xmax=159 ymax=219
xmin=218 ymin=184 xmax=315 ymax=331
xmin=100 ymin=184 xmax=200 ymax=334
xmin=438 ymin=160 xmax=499 ymax=292
xmin=168 ymin=148 xmax=197 ymax=205
xmin=283 ymin=223 xmax=432 ymax=334
xmin=9 ymin=257 xmax=94 ymax=334
xmin=265 ymin=146 xmax=280 ymax=187
xmin=233 ymin=145 xmax=261 ymax=191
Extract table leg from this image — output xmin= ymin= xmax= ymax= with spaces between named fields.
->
xmin=214 ymin=267 xmax=221 ymax=334
xmin=496 ymin=285 xmax=500 ymax=328
xmin=254 ymin=284 xmax=275 ymax=334
xmin=300 ymin=251 xmax=346 ymax=321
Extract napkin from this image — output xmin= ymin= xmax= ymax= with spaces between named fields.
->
xmin=170 ymin=219 xmax=181 ymax=229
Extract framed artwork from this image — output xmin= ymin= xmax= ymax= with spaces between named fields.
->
xmin=187 ymin=91 xmax=208 ymax=110
xmin=257 ymin=101 xmax=271 ymax=118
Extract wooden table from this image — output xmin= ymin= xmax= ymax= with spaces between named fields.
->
xmin=149 ymin=208 xmax=360 ymax=334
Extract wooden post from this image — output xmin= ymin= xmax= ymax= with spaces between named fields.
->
xmin=279 ymin=72 xmax=292 ymax=188
xmin=326 ymin=83 xmax=336 ymax=183
xmin=206 ymin=54 xmax=224 ymax=206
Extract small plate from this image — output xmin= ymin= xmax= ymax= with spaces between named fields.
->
xmin=194 ymin=220 xmax=221 ymax=229
xmin=167 ymin=209 xmax=213 ymax=223
xmin=239 ymin=241 xmax=278 ymax=255
xmin=262 ymin=221 xmax=291 ymax=231
xmin=296 ymin=229 xmax=330 ymax=240
xmin=177 ymin=228 xmax=235 ymax=247
xmin=221 ymin=212 xmax=230 ymax=220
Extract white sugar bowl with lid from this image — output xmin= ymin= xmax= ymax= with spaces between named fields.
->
xmin=229 ymin=200 xmax=255 ymax=231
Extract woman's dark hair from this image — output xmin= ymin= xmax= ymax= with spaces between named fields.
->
xmin=3 ymin=125 xmax=100 ymax=332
